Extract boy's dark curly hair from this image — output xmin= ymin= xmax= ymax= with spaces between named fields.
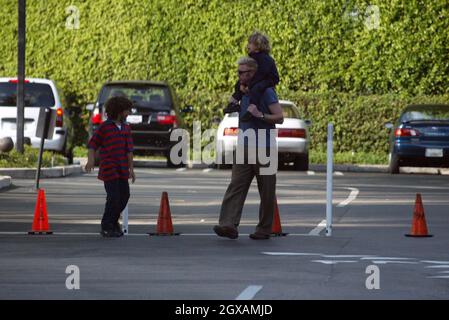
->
xmin=105 ymin=96 xmax=133 ymax=120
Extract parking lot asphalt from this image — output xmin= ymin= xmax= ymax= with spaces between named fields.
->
xmin=0 ymin=167 xmax=448 ymax=299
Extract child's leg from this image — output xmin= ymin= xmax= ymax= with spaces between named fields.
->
xmin=248 ymin=79 xmax=275 ymax=106
xmin=102 ymin=179 xmax=122 ymax=231
xmin=114 ymin=179 xmax=130 ymax=226
xmin=240 ymin=79 xmax=276 ymax=122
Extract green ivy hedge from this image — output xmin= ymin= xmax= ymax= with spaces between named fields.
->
xmin=1 ymin=0 xmax=448 ymax=153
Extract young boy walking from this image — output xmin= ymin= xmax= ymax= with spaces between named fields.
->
xmin=85 ymin=96 xmax=135 ymax=237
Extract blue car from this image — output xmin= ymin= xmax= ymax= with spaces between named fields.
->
xmin=386 ymin=104 xmax=449 ymax=174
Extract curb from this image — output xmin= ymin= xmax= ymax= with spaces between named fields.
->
xmin=310 ymin=164 xmax=449 ymax=175
xmin=0 ymin=165 xmax=83 ymax=179
xmin=0 ymin=176 xmax=12 ymax=190
xmin=74 ymin=157 xmax=449 ymax=175
xmin=310 ymin=164 xmax=388 ymax=173
xmin=74 ymin=157 xmax=212 ymax=170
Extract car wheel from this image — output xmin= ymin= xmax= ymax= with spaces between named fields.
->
xmin=389 ymin=153 xmax=400 ymax=174
xmin=294 ymin=153 xmax=309 ymax=171
xmin=61 ymin=141 xmax=74 ymax=164
xmin=65 ymin=148 xmax=74 ymax=165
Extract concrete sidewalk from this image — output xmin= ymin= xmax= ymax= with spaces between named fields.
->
xmin=0 ymin=165 xmax=83 ymax=179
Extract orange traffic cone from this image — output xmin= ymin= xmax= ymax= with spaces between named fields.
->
xmin=148 ymin=192 xmax=180 ymax=236
xmin=271 ymin=197 xmax=288 ymax=237
xmin=405 ymin=193 xmax=433 ymax=237
xmin=29 ymin=189 xmax=53 ymax=235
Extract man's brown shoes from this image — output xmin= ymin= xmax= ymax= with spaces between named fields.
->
xmin=213 ymin=225 xmax=238 ymax=239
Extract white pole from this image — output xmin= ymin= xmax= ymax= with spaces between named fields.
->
xmin=122 ymin=204 xmax=128 ymax=235
xmin=326 ymin=123 xmax=333 ymax=236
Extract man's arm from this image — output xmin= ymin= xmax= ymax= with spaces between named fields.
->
xmin=247 ymin=102 xmax=284 ymax=124
xmin=264 ymin=102 xmax=284 ymax=124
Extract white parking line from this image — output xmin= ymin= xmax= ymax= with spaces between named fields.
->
xmin=322 ymin=254 xmax=369 ymax=258
xmin=308 ymin=188 xmax=359 ymax=235
xmin=425 ymin=265 xmax=449 ymax=269
xmin=176 ymin=168 xmax=187 ymax=172
xmin=337 ymin=187 xmax=359 ymax=207
xmin=0 ymin=232 xmax=314 ymax=237
xmin=202 ymin=168 xmax=213 ymax=173
xmin=370 ymin=260 xmax=419 ymax=265
xmin=308 ymin=219 xmax=326 ymax=236
xmin=262 ymin=252 xmax=323 ymax=256
xmin=361 ymin=257 xmax=415 ymax=260
xmin=235 ymin=285 xmax=263 ymax=300
xmin=312 ymin=260 xmax=358 ymax=265
xmin=334 ymin=171 xmax=344 ymax=176
xmin=307 ymin=171 xmax=315 ymax=175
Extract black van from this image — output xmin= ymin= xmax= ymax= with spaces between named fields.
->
xmin=87 ymin=81 xmax=192 ymax=167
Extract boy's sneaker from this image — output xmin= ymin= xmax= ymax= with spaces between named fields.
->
xmin=113 ymin=222 xmax=124 ymax=237
xmin=224 ymin=102 xmax=240 ymax=114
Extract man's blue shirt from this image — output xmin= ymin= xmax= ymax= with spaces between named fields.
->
xmin=239 ymin=87 xmax=278 ymax=148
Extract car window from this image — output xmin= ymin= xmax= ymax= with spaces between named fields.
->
xmin=99 ymin=84 xmax=172 ymax=111
xmin=0 ymin=82 xmax=55 ymax=107
xmin=400 ymin=106 xmax=449 ymax=122
xmin=281 ymin=104 xmax=300 ymax=118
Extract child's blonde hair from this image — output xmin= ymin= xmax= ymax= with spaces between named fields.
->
xmin=248 ymin=31 xmax=271 ymax=53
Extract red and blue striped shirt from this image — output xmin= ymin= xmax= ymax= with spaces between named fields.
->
xmin=87 ymin=119 xmax=134 ymax=181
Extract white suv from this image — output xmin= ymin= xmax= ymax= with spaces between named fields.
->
xmin=0 ymin=78 xmax=72 ymax=161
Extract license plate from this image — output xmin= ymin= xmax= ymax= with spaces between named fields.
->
xmin=3 ymin=121 xmax=16 ymax=131
xmin=126 ymin=115 xmax=142 ymax=124
xmin=2 ymin=121 xmax=31 ymax=131
xmin=425 ymin=148 xmax=443 ymax=157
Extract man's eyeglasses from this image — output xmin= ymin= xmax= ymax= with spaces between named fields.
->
xmin=238 ymin=70 xmax=252 ymax=75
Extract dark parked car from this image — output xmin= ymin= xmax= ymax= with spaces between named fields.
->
xmin=386 ymin=104 xmax=449 ymax=174
xmin=86 ymin=81 xmax=192 ymax=167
